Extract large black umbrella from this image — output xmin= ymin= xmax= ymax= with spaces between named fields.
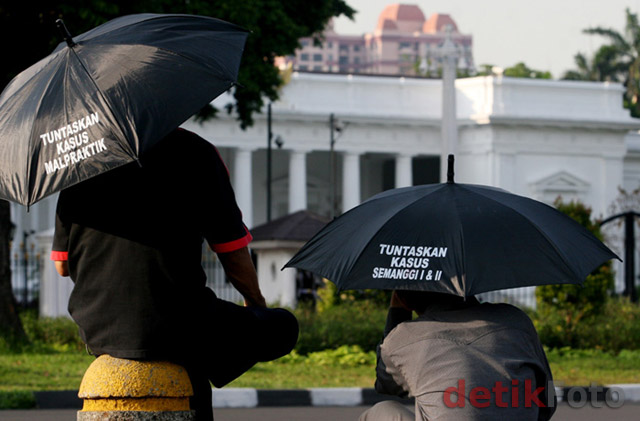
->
xmin=0 ymin=14 xmax=248 ymax=206
xmin=285 ymin=156 xmax=618 ymax=297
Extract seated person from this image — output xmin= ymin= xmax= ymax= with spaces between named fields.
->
xmin=51 ymin=128 xmax=298 ymax=421
xmin=360 ymin=290 xmax=556 ymax=421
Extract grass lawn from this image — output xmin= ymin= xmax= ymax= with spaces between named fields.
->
xmin=229 ymin=361 xmax=376 ymax=389
xmin=1 ymin=347 xmax=640 ymax=409
xmin=1 ymin=347 xmax=639 ymax=395
xmin=546 ymin=348 xmax=640 ymax=386
xmin=231 ymin=350 xmax=640 ymax=389
xmin=0 ymin=353 xmax=94 ymax=392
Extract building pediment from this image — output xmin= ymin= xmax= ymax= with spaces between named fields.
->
xmin=530 ymin=171 xmax=590 ymax=204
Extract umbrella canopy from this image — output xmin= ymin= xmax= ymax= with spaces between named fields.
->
xmin=0 ymin=14 xmax=248 ymax=206
xmin=285 ymin=157 xmax=618 ymax=297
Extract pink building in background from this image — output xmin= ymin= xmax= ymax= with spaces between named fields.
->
xmin=278 ymin=3 xmax=474 ymax=76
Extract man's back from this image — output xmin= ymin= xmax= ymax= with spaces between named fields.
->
xmin=53 ymin=129 xmax=251 ymax=359
xmin=378 ymin=303 xmax=555 ymax=420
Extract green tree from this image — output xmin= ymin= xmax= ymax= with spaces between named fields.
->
xmin=1 ymin=0 xmax=355 ymax=128
xmin=535 ymin=199 xmax=615 ymax=347
xmin=0 ymin=202 xmax=26 ymax=346
xmin=564 ymin=8 xmax=640 ymax=117
xmin=562 ymin=46 xmax=627 ymax=82
xmin=473 ymin=64 xmax=496 ymax=76
xmin=503 ymin=62 xmax=552 ymax=79
xmin=0 ymin=0 xmax=355 ymax=342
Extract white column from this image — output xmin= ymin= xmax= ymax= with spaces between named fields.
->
xmin=9 ymin=202 xmax=25 ymax=293
xmin=440 ymin=26 xmax=458 ymax=182
xmin=395 ymin=154 xmax=413 ymax=188
xmin=36 ymin=194 xmax=55 ymax=231
xmin=288 ymin=149 xmax=308 ymax=213
xmin=9 ymin=202 xmax=22 ymax=248
xmin=233 ymin=148 xmax=254 ymax=228
xmin=342 ymin=151 xmax=361 ymax=212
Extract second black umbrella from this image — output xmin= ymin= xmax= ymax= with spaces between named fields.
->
xmin=285 ymin=156 xmax=618 ymax=296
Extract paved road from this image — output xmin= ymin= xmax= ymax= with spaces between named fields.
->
xmin=1 ymin=403 xmax=639 ymax=421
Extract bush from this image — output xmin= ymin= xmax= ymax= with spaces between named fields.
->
xmin=8 ymin=299 xmax=388 ymax=356
xmin=316 ymin=279 xmax=390 ymax=312
xmin=305 ymin=345 xmax=375 ymax=367
xmin=17 ymin=311 xmax=84 ymax=353
xmin=272 ymin=345 xmax=376 ymax=368
xmin=294 ymin=300 xmax=387 ymax=354
xmin=535 ymin=199 xmax=616 ymax=345
xmin=536 ymin=199 xmax=614 ymax=313
xmin=0 ymin=329 xmax=27 ymax=354
xmin=0 ymin=391 xmax=36 ymax=409
xmin=533 ymin=296 xmax=640 ymax=352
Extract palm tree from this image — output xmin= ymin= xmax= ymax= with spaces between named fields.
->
xmin=562 ymin=45 xmax=627 ymax=82
xmin=565 ymin=8 xmax=640 ymax=117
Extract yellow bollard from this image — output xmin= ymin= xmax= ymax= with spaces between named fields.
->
xmin=77 ymin=355 xmax=194 ymax=420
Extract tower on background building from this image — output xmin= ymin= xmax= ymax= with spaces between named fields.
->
xmin=276 ymin=3 xmax=474 ymax=77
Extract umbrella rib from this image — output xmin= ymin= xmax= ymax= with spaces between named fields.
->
xmin=60 ymin=51 xmax=80 ymax=190
xmin=448 ymin=191 xmax=468 ymax=296
xmin=67 ymin=47 xmax=137 ymax=159
xmin=76 ymin=14 xmax=247 ymax=45
xmin=23 ymin=56 xmax=68 ymax=205
xmin=463 ymin=185 xmax=584 ymax=282
xmin=0 ymin=48 xmax=68 ymax=106
xmin=68 ymin=14 xmax=171 ymax=45
xmin=149 ymin=43 xmax=239 ymax=84
xmin=77 ymin=14 xmax=245 ymax=83
xmin=66 ymin=39 xmax=242 ymax=158
xmin=341 ymin=185 xmax=447 ymax=288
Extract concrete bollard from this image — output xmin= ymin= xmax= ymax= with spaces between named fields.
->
xmin=77 ymin=355 xmax=194 ymax=421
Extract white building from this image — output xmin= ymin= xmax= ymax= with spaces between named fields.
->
xmin=184 ymin=73 xmax=640 ymax=225
xmin=12 ymin=72 xmax=640 ymax=313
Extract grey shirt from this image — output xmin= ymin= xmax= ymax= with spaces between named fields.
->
xmin=375 ymin=302 xmax=556 ymax=420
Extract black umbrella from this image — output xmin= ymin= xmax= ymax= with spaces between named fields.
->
xmin=0 ymin=14 xmax=248 ymax=206
xmin=285 ymin=156 xmax=619 ymax=297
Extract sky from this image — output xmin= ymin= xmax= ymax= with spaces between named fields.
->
xmin=333 ymin=0 xmax=640 ymax=79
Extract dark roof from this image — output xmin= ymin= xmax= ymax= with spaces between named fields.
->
xmin=250 ymin=210 xmax=330 ymax=242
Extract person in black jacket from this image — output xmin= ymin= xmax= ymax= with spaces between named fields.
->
xmin=52 ymin=128 xmax=298 ymax=421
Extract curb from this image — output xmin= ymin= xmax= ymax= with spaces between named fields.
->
xmin=31 ymin=385 xmax=640 ymax=409
xmin=211 ymin=388 xmax=412 ymax=408
xmin=32 ymin=388 xmax=407 ymax=410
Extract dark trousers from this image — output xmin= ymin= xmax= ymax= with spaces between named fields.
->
xmin=175 ymin=295 xmax=299 ymax=421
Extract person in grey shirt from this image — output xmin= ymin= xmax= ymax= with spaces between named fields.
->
xmin=360 ymin=290 xmax=556 ymax=421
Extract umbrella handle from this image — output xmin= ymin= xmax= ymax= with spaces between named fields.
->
xmin=56 ymin=19 xmax=76 ymax=48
